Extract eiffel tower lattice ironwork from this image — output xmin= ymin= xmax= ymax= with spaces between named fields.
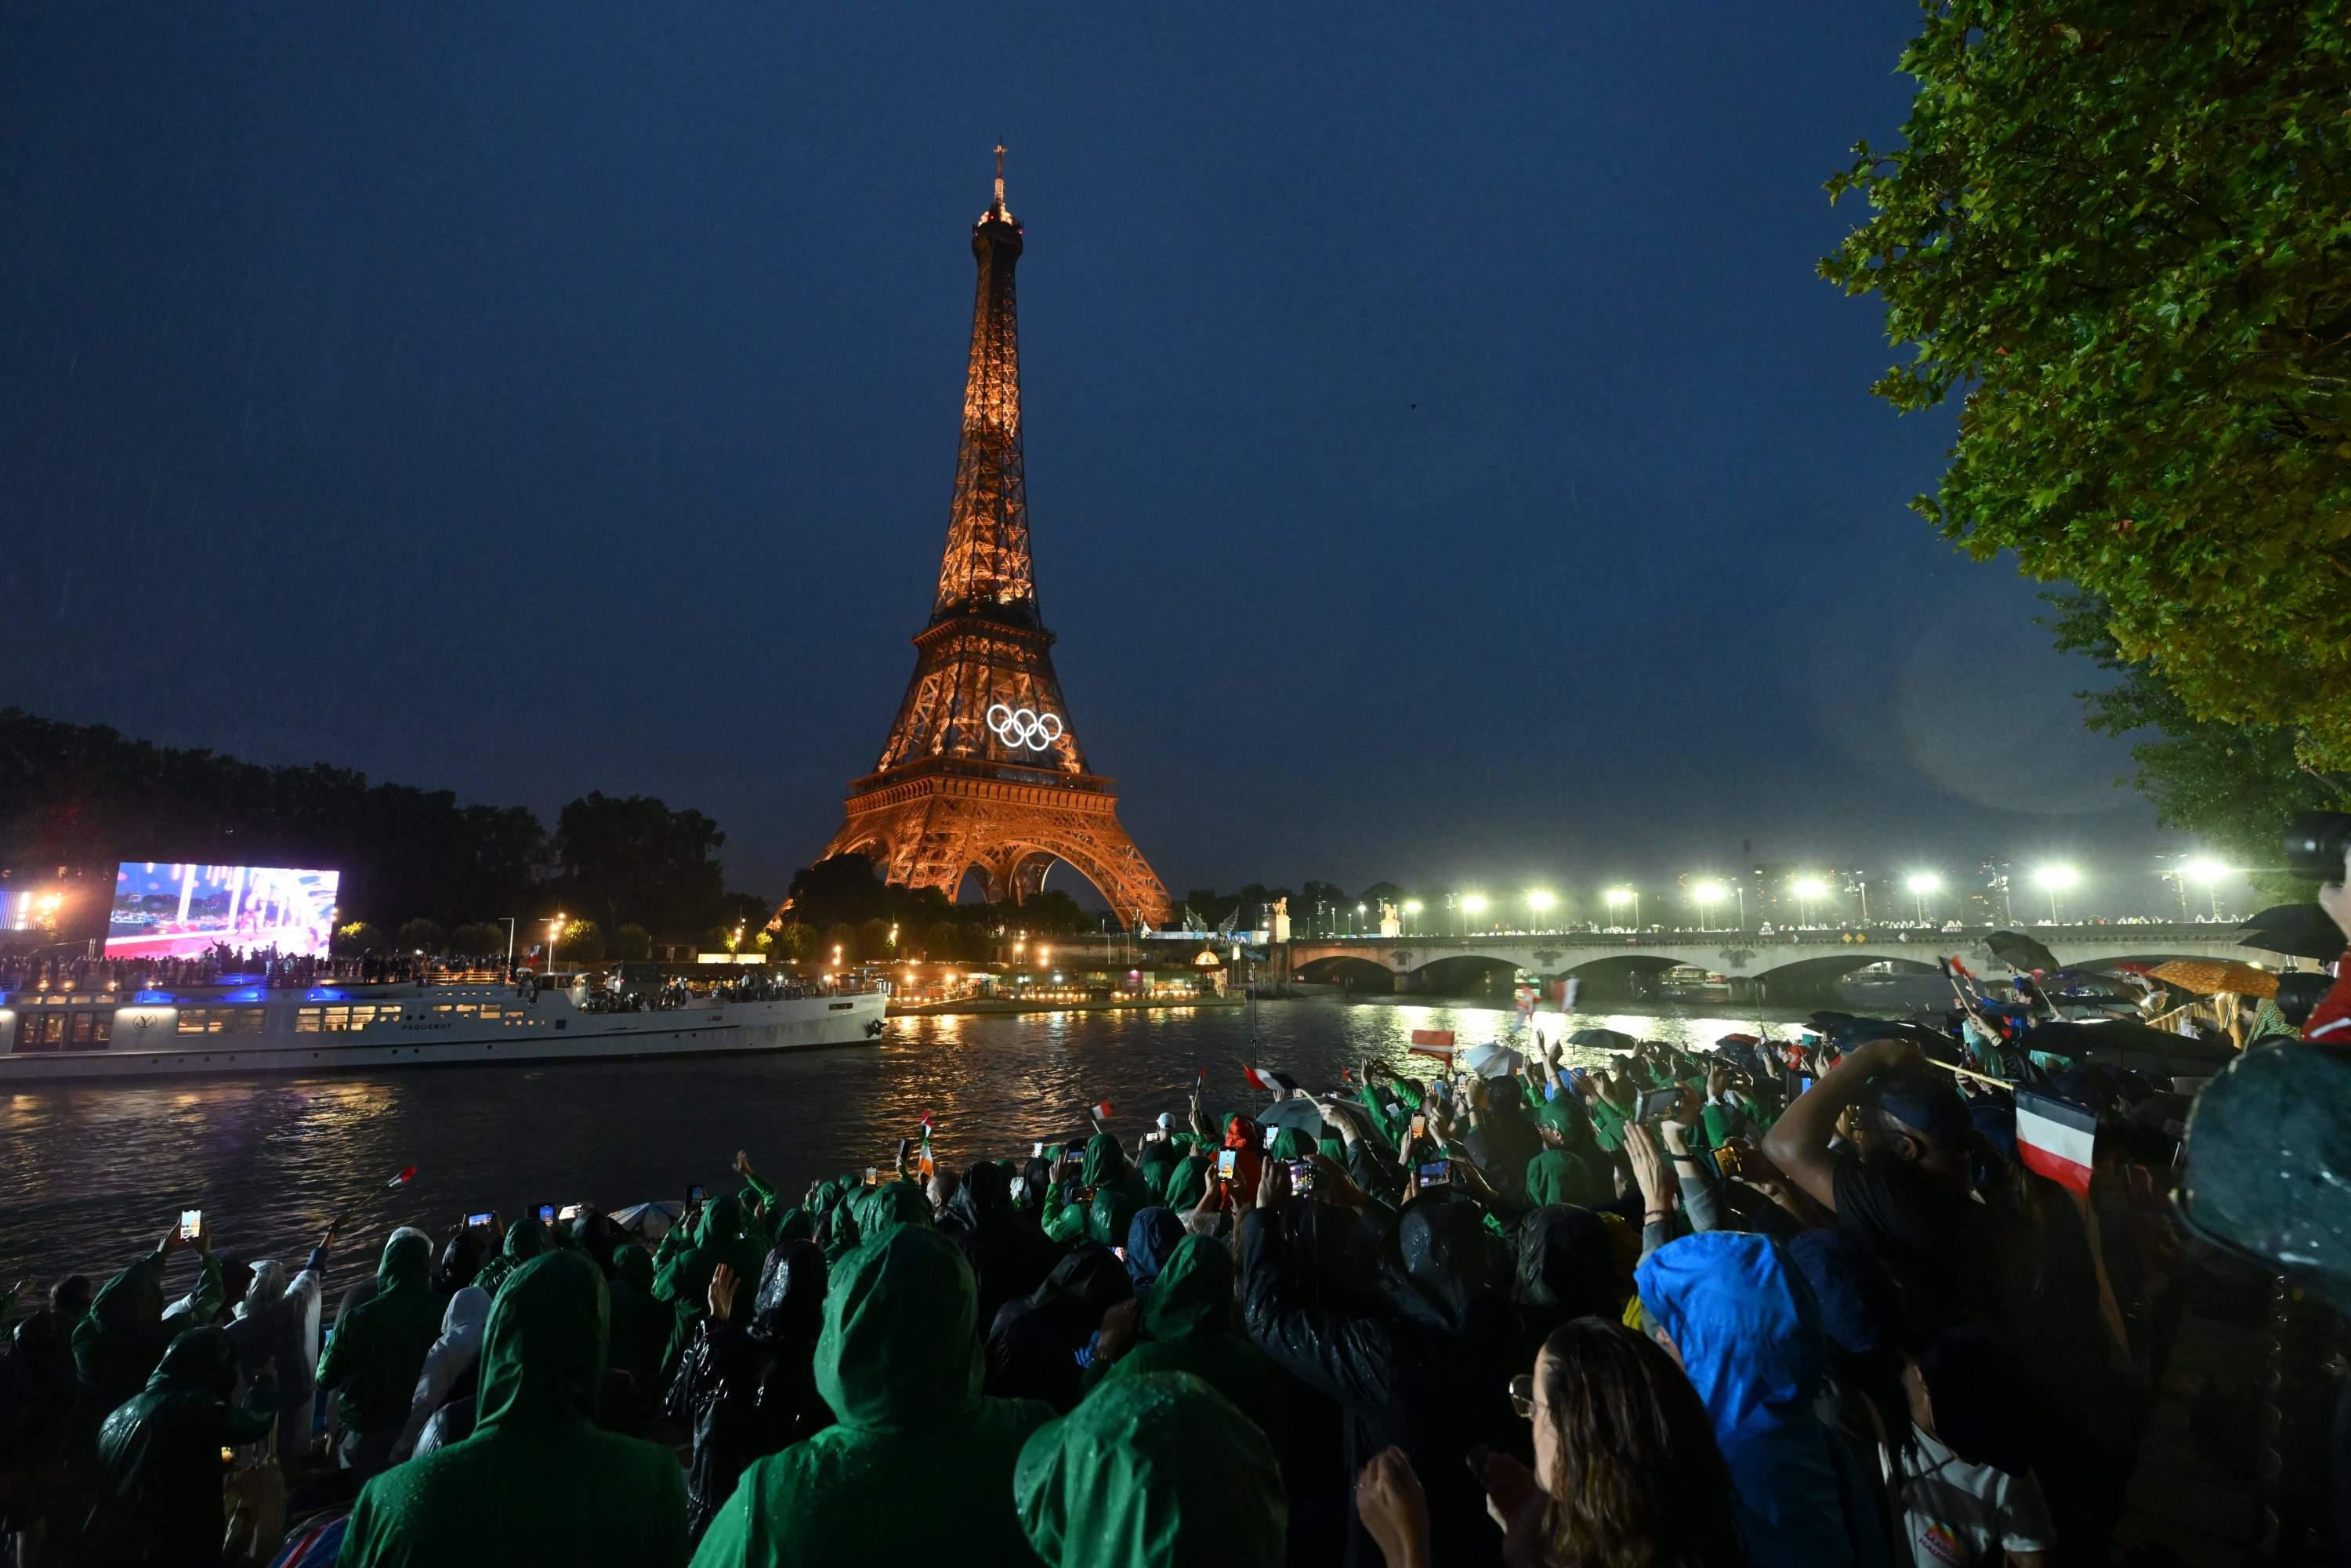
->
xmin=817 ymin=150 xmax=1171 ymax=927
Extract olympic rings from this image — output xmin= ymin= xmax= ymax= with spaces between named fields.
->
xmin=985 ymin=702 xmax=1064 ymax=751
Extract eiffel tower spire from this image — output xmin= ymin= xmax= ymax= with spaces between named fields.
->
xmin=815 ymin=153 xmax=1171 ymax=928
xmin=933 ymin=144 xmax=1034 ymax=626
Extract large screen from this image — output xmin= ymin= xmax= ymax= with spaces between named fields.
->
xmin=105 ymin=863 xmax=340 ymax=959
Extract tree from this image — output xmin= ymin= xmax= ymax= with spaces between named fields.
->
xmin=332 ymin=921 xmax=383 ymax=955
xmin=1823 ymin=3 xmax=2351 ymax=770
xmin=396 ymin=918 xmax=446 ymax=954
xmin=616 ymin=923 xmax=654 ymax=961
xmin=553 ymin=792 xmax=726 ymax=941
xmin=449 ymin=922 xmax=507 ymax=956
xmin=2048 ymin=591 xmax=2349 ymax=884
xmin=773 ymin=922 xmax=818 ymax=962
xmin=555 ymin=918 xmax=601 ymax=961
xmin=926 ymin=920 xmax=965 ymax=961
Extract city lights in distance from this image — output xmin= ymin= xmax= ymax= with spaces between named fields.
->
xmin=1791 ymin=876 xmax=1828 ymax=900
xmin=1690 ymin=881 xmax=1727 ymax=905
xmin=1906 ymin=873 xmax=1942 ymax=896
xmin=2183 ymin=856 xmax=2230 ymax=884
xmin=1526 ymin=889 xmax=1556 ymax=912
xmin=2033 ymin=864 xmax=2080 ymax=891
xmin=1401 ymin=900 xmax=1423 ymax=914
xmin=1460 ymin=893 xmax=1488 ymax=915
xmin=1603 ymin=888 xmax=1632 ymax=907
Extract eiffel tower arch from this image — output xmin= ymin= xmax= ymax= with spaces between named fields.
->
xmin=818 ymin=151 xmax=1171 ymax=928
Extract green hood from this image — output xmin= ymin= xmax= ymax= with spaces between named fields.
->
xmin=852 ymin=1181 xmax=933 ymax=1244
xmin=1161 ymin=1151 xmax=1209 ymax=1208
xmin=1016 ymin=1371 xmax=1286 ymax=1568
xmin=378 ymin=1229 xmax=432 ymax=1292
xmin=503 ymin=1217 xmax=547 ymax=1262
xmin=476 ymin=1250 xmax=607 ymax=1431
xmin=1266 ymin=1128 xmax=1314 ymax=1161
xmin=1143 ymin=1235 xmax=1233 ymax=1343
xmin=815 ymin=1226 xmax=980 ymax=1436
xmin=610 ymin=1244 xmax=653 ymax=1292
xmin=1079 ymin=1132 xmax=1129 ymax=1189
xmin=697 ymin=1192 xmax=748 ymax=1248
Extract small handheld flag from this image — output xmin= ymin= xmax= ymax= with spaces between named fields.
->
xmin=2016 ymin=1089 xmax=2097 ymax=1197
xmin=1241 ymin=1066 xmax=1297 ymax=1095
xmin=386 ymin=1165 xmax=417 ymax=1190
xmin=1090 ymin=1100 xmax=1114 ymax=1121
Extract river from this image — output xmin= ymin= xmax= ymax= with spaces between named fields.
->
xmin=0 ymin=998 xmax=1810 ymax=1291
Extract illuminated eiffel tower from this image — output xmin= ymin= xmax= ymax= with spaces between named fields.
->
xmin=817 ymin=150 xmax=1170 ymax=926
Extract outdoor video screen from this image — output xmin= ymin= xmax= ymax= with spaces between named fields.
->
xmin=104 ymin=862 xmax=340 ymax=959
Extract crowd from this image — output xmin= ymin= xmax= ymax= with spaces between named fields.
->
xmin=2 ymin=881 xmax=2346 ymax=1567
xmin=0 ymin=947 xmax=438 ymax=998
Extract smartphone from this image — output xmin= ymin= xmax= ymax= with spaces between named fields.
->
xmin=1408 ymin=1114 xmax=1426 ymax=1141
xmin=1032 ymin=1141 xmax=1046 ymax=1159
xmin=557 ymin=1203 xmax=584 ymax=1222
xmin=684 ymin=1183 xmax=706 ymax=1205
xmin=1711 ymin=1145 xmax=1744 ymax=1179
xmin=864 ymin=1166 xmax=880 ymax=1187
xmin=895 ymin=1136 xmax=914 ymax=1168
xmin=1635 ymin=1088 xmax=1680 ymax=1123
xmin=1290 ymin=1158 xmax=1316 ymax=1197
xmin=1416 ymin=1160 xmax=1451 ymax=1190
xmin=179 ymin=1209 xmax=202 ymax=1241
xmin=536 ymin=1204 xmax=556 ymax=1226
xmin=464 ymin=1211 xmax=495 ymax=1229
xmin=1216 ymin=1149 xmax=1238 ymax=1180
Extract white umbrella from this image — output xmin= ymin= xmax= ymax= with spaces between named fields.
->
xmin=609 ymin=1201 xmax=678 ymax=1242
xmin=1458 ymin=1041 xmax=1526 ymax=1079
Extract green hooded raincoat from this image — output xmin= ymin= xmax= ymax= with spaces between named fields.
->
xmin=317 ymin=1230 xmax=440 ymax=1437
xmin=1095 ymin=1235 xmax=1284 ymax=1445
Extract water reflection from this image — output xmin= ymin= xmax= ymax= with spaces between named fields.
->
xmin=2 ymin=998 xmax=1808 ymax=1287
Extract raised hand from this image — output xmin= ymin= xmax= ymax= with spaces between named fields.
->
xmin=1356 ymin=1447 xmax=1432 ymax=1568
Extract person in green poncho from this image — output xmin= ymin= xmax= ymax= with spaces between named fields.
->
xmin=1524 ymin=1121 xmax=1603 ymax=1208
xmin=1086 ymin=1234 xmax=1284 ymax=1446
xmin=469 ymin=1215 xmax=547 ymax=1299
xmin=653 ymin=1193 xmax=769 ymax=1382
xmin=1042 ymin=1133 xmax=1153 ymax=1249
xmin=690 ymin=1225 xmax=1054 ymax=1568
xmin=82 ymin=1324 xmax=275 ymax=1563
xmin=316 ymin=1228 xmax=440 ymax=1478
xmin=849 ymin=1178 xmax=933 ymax=1245
xmin=1016 ymin=1371 xmax=1286 ymax=1568
xmin=339 ymin=1250 xmax=687 ymax=1567
xmin=71 ymin=1224 xmax=224 ymax=1416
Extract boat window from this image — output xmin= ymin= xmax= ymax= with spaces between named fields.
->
xmin=70 ymin=1011 xmax=111 ymax=1047
xmin=295 ymin=1008 xmax=321 ymax=1033
xmin=15 ymin=1013 xmax=67 ymax=1051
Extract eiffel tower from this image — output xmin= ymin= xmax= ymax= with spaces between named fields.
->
xmin=817 ymin=150 xmax=1171 ymax=927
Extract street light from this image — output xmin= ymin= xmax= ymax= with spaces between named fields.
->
xmin=2183 ymin=856 xmax=2228 ymax=919
xmin=1460 ymin=893 xmax=1487 ymax=934
xmin=1604 ymin=886 xmax=1639 ymax=929
xmin=1905 ymin=872 xmax=1942 ymax=925
xmin=2032 ymin=864 xmax=2079 ymax=922
xmin=1355 ymin=902 xmax=1367 ymax=935
xmin=1401 ymin=898 xmax=1422 ymax=935
xmin=1526 ymin=889 xmax=1556 ymax=931
xmin=1791 ymin=877 xmax=1827 ymax=928
xmin=547 ymin=912 xmax=567 ymax=969
xmin=1691 ymin=880 xmax=1726 ymax=930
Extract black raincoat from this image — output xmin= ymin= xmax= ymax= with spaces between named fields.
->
xmin=943 ymin=1161 xmax=1057 ymax=1337
xmin=82 ymin=1326 xmax=274 ymax=1565
xmin=72 ymin=1247 xmax=223 ymax=1416
xmin=665 ymin=1240 xmax=833 ymax=1544
xmin=985 ymin=1244 xmax=1132 ymax=1414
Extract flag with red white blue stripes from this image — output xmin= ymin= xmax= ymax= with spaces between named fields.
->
xmin=2016 ymin=1089 xmax=2097 ymax=1197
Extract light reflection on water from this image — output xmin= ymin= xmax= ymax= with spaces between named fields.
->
xmin=0 ymin=999 xmax=1808 ymax=1290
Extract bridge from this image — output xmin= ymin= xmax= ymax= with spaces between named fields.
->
xmin=1282 ymin=924 xmax=2268 ymax=1001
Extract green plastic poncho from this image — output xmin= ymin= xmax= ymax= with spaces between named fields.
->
xmin=654 ymin=1193 xmax=770 ymax=1376
xmin=83 ymin=1326 xmax=273 ymax=1563
xmin=470 ymin=1216 xmax=547 ymax=1298
xmin=849 ymin=1179 xmax=933 ymax=1246
xmin=340 ymin=1250 xmax=687 ymax=1567
xmin=72 ymin=1245 xmax=223 ymax=1414
xmin=1524 ymin=1146 xmax=1603 ymax=1208
xmin=1159 ymin=1150 xmax=1209 ymax=1210
xmin=317 ymin=1229 xmax=440 ymax=1437
xmin=1016 ymin=1371 xmax=1286 ymax=1568
xmin=1044 ymin=1135 xmax=1153 ymax=1248
xmin=689 ymin=1226 xmax=1053 ymax=1567
xmin=1096 ymin=1235 xmax=1284 ymax=1444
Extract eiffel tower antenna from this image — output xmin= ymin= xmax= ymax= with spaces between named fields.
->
xmin=812 ymin=156 xmax=1169 ymax=928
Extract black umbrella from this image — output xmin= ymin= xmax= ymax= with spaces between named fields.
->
xmin=2237 ymin=904 xmax=2346 ymax=965
xmin=2020 ymin=1019 xmax=2239 ymax=1080
xmin=1985 ymin=930 xmax=2060 ymax=973
xmin=1825 ymin=1016 xmax=1964 ymax=1064
xmin=1567 ymin=1028 xmax=1635 ymax=1052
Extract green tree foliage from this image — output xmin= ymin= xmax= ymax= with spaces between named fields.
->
xmin=0 ymin=709 xmax=549 ymax=928
xmin=615 ymin=922 xmax=654 ymax=961
xmin=332 ymin=921 xmax=383 ymax=955
xmin=552 ymin=792 xmax=726 ymax=943
xmin=554 ymin=918 xmax=601 ymax=961
xmin=1823 ymin=2 xmax=2351 ymax=769
xmin=396 ymin=918 xmax=446 ymax=954
xmin=2047 ymin=592 xmax=2349 ymax=877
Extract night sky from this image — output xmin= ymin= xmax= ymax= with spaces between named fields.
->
xmin=1 ymin=7 xmax=2186 ymax=914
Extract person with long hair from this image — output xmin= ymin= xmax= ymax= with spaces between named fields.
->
xmin=1354 ymin=1316 xmax=1747 ymax=1567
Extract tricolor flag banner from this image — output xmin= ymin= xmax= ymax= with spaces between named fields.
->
xmin=386 ymin=1165 xmax=417 ymax=1190
xmin=2016 ymin=1089 xmax=2097 ymax=1197
xmin=1242 ymin=1066 xmax=1298 ymax=1095
xmin=1409 ymin=1028 xmax=1456 ymax=1048
xmin=1090 ymin=1100 xmax=1114 ymax=1121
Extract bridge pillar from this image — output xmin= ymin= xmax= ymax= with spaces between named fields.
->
xmin=1392 ymin=969 xmax=1420 ymax=995
xmin=1726 ymin=977 xmax=1764 ymax=1005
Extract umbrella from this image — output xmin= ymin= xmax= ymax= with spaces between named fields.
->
xmin=1458 ymin=1041 xmax=1527 ymax=1079
xmin=1257 ymin=1097 xmax=1328 ymax=1135
xmin=1567 ymin=1028 xmax=1635 ymax=1052
xmin=2237 ymin=904 xmax=2346 ymax=965
xmin=1985 ymin=931 xmax=2060 ymax=973
xmin=2149 ymin=959 xmax=2280 ymax=1000
xmin=608 ymin=1201 xmax=678 ymax=1243
xmin=2019 ymin=1019 xmax=2240 ymax=1080
xmin=1824 ymin=1016 xmax=1963 ymax=1063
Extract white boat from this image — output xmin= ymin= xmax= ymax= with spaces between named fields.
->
xmin=0 ymin=973 xmax=888 ymax=1083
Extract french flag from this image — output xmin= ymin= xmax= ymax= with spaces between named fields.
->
xmin=1242 ymin=1066 xmax=1297 ymax=1095
xmin=1089 ymin=1100 xmax=1114 ymax=1121
xmin=1407 ymin=1028 xmax=1456 ymax=1060
xmin=2016 ymin=1089 xmax=2097 ymax=1197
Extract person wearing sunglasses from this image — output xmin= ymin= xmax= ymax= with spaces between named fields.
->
xmin=1355 ymin=1317 xmax=1744 ymax=1567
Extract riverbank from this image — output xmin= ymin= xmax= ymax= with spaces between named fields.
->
xmin=886 ymin=992 xmax=1250 ymax=1017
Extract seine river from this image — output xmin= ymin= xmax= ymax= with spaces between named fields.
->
xmin=1 ymin=998 xmax=1810 ymax=1291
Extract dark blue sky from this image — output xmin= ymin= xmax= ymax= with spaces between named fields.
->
xmin=0 ymin=6 xmax=2183 ymax=913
